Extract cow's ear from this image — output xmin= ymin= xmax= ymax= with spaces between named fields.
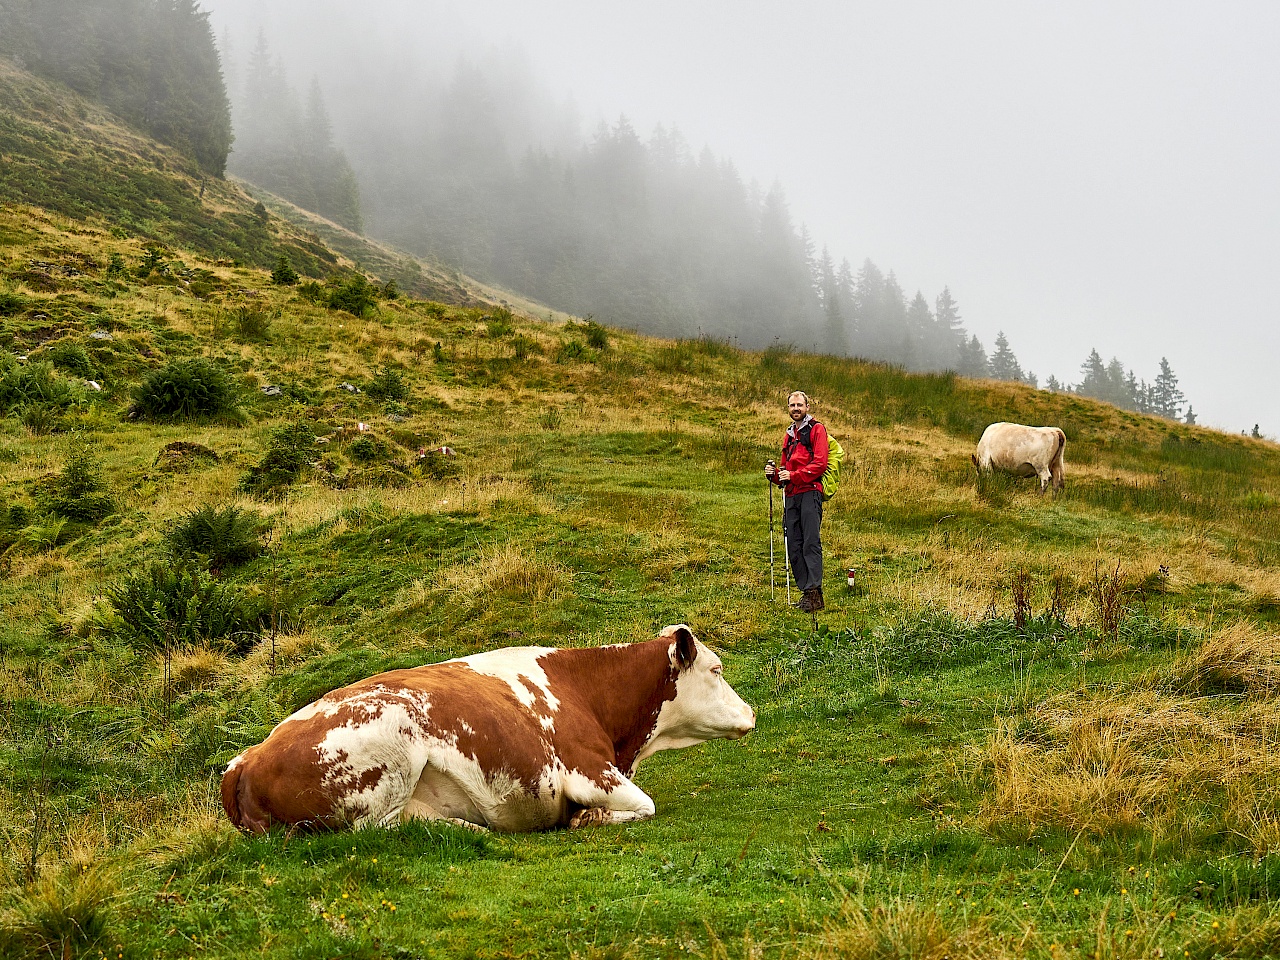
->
xmin=672 ymin=626 xmax=697 ymax=671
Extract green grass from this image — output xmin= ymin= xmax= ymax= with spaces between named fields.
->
xmin=4 ymin=90 xmax=1280 ymax=958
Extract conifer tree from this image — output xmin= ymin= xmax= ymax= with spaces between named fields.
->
xmin=1184 ymin=406 xmax=1197 ymax=425
xmin=933 ymin=287 xmax=964 ymax=370
xmin=958 ymin=335 xmax=989 ymax=378
xmin=1151 ymin=357 xmax=1185 ymax=420
xmin=836 ymin=258 xmax=857 ymax=345
xmin=816 ymin=246 xmax=848 ymax=355
xmin=851 ymin=259 xmax=885 ymax=356
xmin=904 ymin=292 xmax=934 ymax=371
xmin=1079 ymin=349 xmax=1106 ymax=396
xmin=989 ymin=331 xmax=1024 ymax=382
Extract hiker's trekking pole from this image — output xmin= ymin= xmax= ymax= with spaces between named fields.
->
xmin=767 ymin=460 xmax=776 ymax=600
xmin=783 ymin=527 xmax=792 ymax=605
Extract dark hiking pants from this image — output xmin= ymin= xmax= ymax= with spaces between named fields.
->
xmin=784 ymin=490 xmax=823 ymax=592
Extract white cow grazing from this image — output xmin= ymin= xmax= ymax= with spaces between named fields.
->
xmin=222 ymin=625 xmax=755 ymax=834
xmin=972 ymin=422 xmax=1066 ymax=493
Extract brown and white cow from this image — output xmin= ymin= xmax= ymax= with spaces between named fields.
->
xmin=221 ymin=625 xmax=755 ymax=834
xmin=972 ymin=422 xmax=1066 ymax=493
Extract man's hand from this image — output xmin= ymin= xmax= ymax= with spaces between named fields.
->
xmin=777 ymin=469 xmax=790 ymax=482
xmin=764 ymin=462 xmax=776 ymax=478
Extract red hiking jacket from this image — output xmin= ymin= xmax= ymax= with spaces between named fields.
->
xmin=771 ymin=418 xmax=828 ymax=498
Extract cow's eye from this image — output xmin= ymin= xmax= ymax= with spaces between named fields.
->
xmin=711 ymin=665 xmax=723 ymax=676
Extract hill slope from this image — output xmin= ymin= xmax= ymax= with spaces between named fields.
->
xmin=0 ymin=57 xmax=471 ymax=303
xmin=3 ymin=76 xmax=1280 ymax=959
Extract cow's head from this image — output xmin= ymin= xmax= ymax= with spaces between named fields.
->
xmin=647 ymin=625 xmax=755 ymax=752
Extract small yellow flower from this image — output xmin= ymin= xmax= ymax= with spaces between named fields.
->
xmin=1213 ymin=921 xmax=1220 ymax=929
xmin=1073 ymin=889 xmax=1080 ymax=897
xmin=1121 ymin=887 xmax=1128 ymax=894
xmin=342 ymin=893 xmax=349 ymax=899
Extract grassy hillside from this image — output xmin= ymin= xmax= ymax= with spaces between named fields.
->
xmin=0 ymin=57 xmax=470 ymax=304
xmin=4 ymin=72 xmax=1280 ymax=959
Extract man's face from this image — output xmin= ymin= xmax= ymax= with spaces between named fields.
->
xmin=788 ymin=394 xmax=808 ymax=422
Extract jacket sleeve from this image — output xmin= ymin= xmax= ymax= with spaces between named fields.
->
xmin=791 ymin=423 xmax=829 ymax=485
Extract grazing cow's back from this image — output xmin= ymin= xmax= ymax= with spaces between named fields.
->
xmin=222 ymin=625 xmax=755 ymax=834
xmin=972 ymin=422 xmax=1066 ymax=493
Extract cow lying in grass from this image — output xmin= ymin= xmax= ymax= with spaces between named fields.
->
xmin=972 ymin=422 xmax=1066 ymax=493
xmin=222 ymin=625 xmax=755 ymax=833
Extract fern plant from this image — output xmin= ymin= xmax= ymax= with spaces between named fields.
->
xmin=106 ymin=562 xmax=267 ymax=653
xmin=131 ymin=358 xmax=237 ymax=420
xmin=165 ymin=505 xmax=263 ymax=572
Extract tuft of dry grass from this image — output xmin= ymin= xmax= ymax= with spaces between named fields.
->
xmin=808 ymin=899 xmax=1006 ymax=960
xmin=433 ymin=542 xmax=566 ymax=601
xmin=0 ymin=861 xmax=121 ymax=957
xmin=978 ymin=680 xmax=1280 ymax=840
xmin=1164 ymin=622 xmax=1280 ymax=697
xmin=163 ymin=645 xmax=228 ymax=693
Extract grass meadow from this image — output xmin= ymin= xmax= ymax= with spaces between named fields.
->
xmin=3 ymin=202 xmax=1280 ymax=959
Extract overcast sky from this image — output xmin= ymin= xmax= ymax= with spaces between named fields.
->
xmin=205 ymin=1 xmax=1280 ymax=435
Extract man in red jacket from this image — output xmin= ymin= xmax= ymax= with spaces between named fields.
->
xmin=764 ymin=391 xmax=828 ymax=612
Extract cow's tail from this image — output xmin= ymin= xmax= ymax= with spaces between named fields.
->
xmin=1051 ymin=429 xmax=1067 ymax=491
xmin=221 ymin=756 xmax=269 ymax=835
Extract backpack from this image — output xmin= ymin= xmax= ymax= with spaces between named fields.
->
xmin=794 ymin=421 xmax=846 ymax=502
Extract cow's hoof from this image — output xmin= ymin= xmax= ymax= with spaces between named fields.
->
xmin=446 ymin=817 xmax=490 ymax=833
xmin=569 ymin=807 xmax=609 ymax=829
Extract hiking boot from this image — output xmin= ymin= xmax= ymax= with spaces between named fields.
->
xmin=797 ymin=588 xmax=823 ymax=613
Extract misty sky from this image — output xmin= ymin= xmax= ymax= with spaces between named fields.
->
xmin=204 ymin=0 xmax=1280 ymax=435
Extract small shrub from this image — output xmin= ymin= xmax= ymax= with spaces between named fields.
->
xmin=415 ymin=448 xmax=461 ymax=481
xmin=106 ymin=561 xmax=267 ymax=653
xmin=511 ymin=334 xmax=539 ymax=360
xmin=20 ymin=404 xmax=63 ymax=435
xmin=328 ymin=273 xmax=378 ymax=317
xmin=347 ymin=435 xmax=391 ymax=464
xmin=556 ymin=340 xmax=585 ymax=363
xmin=583 ymin=319 xmax=609 ymax=350
xmin=41 ymin=341 xmax=94 ymax=377
xmin=105 ymin=253 xmax=125 ymax=276
xmin=253 ymin=201 xmax=269 ymax=223
xmin=33 ymin=443 xmax=113 ymax=522
xmin=0 ymin=290 xmax=27 ymax=316
xmin=240 ymin=420 xmax=318 ymax=496
xmin=271 ymin=254 xmax=299 ymax=286
xmin=232 ymin=307 xmax=271 ymax=341
xmin=166 ymin=505 xmax=264 ymax=571
xmin=485 ymin=307 xmax=515 ymax=338
xmin=297 ymin=280 xmax=325 ymax=303
xmin=136 ymin=245 xmax=165 ymax=278
xmin=382 ymin=279 xmax=400 ymax=300
xmin=131 ymin=358 xmax=237 ymax=420
xmin=0 ymin=361 xmax=77 ymax=412
xmin=366 ymin=365 xmax=409 ymax=402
